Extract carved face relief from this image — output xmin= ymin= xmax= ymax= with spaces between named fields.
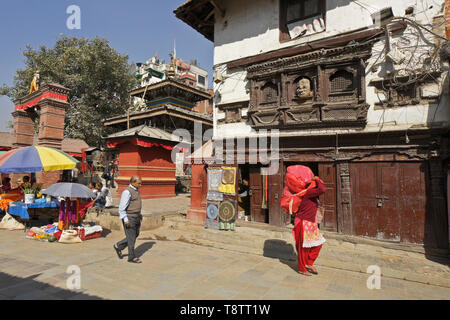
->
xmin=296 ymin=78 xmax=313 ymax=99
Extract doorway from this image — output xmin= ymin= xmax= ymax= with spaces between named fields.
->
xmin=239 ymin=164 xmax=269 ymax=224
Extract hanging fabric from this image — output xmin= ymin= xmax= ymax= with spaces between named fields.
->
xmin=261 ymin=172 xmax=267 ymax=209
xmin=219 ymin=167 xmax=236 ymax=195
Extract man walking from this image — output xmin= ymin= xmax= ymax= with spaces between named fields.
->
xmin=113 ymin=176 xmax=143 ymax=263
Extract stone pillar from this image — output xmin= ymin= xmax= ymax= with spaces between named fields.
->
xmin=187 ymin=163 xmax=207 ymax=225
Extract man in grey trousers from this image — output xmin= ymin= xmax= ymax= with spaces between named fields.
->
xmin=113 ymin=176 xmax=143 ymax=263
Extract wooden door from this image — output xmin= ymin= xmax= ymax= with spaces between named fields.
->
xmin=351 ymin=162 xmax=426 ymax=244
xmin=318 ymin=163 xmax=337 ymax=232
xmin=249 ymin=166 xmax=265 ymax=223
xmin=399 ymin=162 xmax=427 ymax=244
xmin=351 ymin=163 xmax=383 ymax=239
xmin=376 ymin=163 xmax=400 ymax=241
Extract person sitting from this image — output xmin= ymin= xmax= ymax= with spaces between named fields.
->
xmin=101 ymin=184 xmax=113 ymax=208
xmin=22 ymin=176 xmax=30 ymax=184
xmin=0 ymin=178 xmax=11 ymax=193
xmin=93 ymin=182 xmax=106 ymax=208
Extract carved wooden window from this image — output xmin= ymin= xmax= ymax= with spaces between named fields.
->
xmin=369 ymin=78 xmax=420 ymax=106
xmin=261 ymin=82 xmax=278 ymax=104
xmin=330 ymin=70 xmax=353 ymax=93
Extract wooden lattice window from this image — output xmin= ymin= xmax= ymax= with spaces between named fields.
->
xmin=261 ymin=82 xmax=278 ymax=103
xmin=330 ymin=70 xmax=353 ymax=93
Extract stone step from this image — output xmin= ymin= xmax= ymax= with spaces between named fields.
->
xmin=140 ymin=216 xmax=450 ymax=288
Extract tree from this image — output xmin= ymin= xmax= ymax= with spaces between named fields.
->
xmin=0 ymin=36 xmax=137 ymax=147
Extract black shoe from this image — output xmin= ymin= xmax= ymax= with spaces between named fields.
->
xmin=113 ymin=244 xmax=123 ymax=259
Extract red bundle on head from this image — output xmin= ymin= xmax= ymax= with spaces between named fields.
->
xmin=286 ymin=165 xmax=314 ymax=185
xmin=280 ymin=165 xmax=316 ymax=214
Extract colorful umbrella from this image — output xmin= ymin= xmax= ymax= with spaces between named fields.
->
xmin=0 ymin=146 xmax=80 ymax=173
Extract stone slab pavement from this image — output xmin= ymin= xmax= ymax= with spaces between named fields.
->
xmin=0 ymin=229 xmax=449 ymax=300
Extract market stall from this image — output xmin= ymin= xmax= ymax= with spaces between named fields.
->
xmin=0 ymin=146 xmax=103 ymax=243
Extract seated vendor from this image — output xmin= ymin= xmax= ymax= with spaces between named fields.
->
xmin=1 ymin=178 xmax=11 ymax=193
xmin=17 ymin=176 xmax=30 ymax=189
xmin=93 ymin=182 xmax=106 ymax=208
xmin=238 ymin=178 xmax=250 ymax=215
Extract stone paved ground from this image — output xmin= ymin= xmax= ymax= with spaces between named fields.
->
xmin=0 ymin=229 xmax=449 ymax=300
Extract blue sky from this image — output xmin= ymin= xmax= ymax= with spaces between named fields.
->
xmin=0 ymin=0 xmax=213 ymax=131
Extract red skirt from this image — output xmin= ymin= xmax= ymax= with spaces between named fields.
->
xmin=292 ymin=217 xmax=324 ymax=272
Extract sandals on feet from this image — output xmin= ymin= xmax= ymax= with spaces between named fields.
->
xmin=306 ymin=266 xmax=318 ymax=274
xmin=128 ymin=258 xmax=142 ymax=264
xmin=298 ymin=270 xmax=313 ymax=276
xmin=113 ymin=245 xmax=123 ymax=259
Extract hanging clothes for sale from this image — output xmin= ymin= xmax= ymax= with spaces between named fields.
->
xmin=58 ymin=199 xmax=79 ymax=230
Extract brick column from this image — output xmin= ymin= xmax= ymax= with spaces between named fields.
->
xmin=37 ymin=83 xmax=70 ymax=149
xmin=12 ymin=83 xmax=70 ymax=188
xmin=36 ymin=84 xmax=70 ymax=188
xmin=11 ymin=109 xmax=36 ymax=148
xmin=9 ymin=109 xmax=37 ymax=188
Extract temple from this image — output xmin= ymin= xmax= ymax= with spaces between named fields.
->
xmin=104 ymin=78 xmax=213 ymax=199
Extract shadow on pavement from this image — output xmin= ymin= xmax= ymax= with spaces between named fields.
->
xmin=135 ymin=241 xmax=156 ymax=258
xmin=0 ymin=271 xmax=102 ymax=300
xmin=101 ymin=228 xmax=112 ymax=238
xmin=263 ymin=239 xmax=298 ymax=272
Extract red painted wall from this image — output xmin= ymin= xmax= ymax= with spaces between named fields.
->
xmin=115 ymin=141 xmax=177 ymax=199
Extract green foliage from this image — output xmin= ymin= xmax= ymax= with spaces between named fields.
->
xmin=1 ymin=36 xmax=137 ymax=147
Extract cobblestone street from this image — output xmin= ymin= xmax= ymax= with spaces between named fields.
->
xmin=0 ymin=228 xmax=449 ymax=300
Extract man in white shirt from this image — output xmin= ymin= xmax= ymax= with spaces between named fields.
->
xmin=113 ymin=176 xmax=143 ymax=263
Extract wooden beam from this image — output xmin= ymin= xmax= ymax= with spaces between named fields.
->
xmin=227 ymin=22 xmax=407 ymax=69
xmin=209 ymin=0 xmax=225 ymax=17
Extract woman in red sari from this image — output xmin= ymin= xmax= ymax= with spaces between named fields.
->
xmin=292 ymin=176 xmax=326 ymax=276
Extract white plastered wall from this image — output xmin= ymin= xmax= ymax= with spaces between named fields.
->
xmin=212 ymin=0 xmax=448 ymax=139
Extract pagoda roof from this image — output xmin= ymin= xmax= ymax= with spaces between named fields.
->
xmin=103 ymin=104 xmax=213 ymax=127
xmin=130 ymin=78 xmax=212 ymax=104
xmin=106 ymin=124 xmax=191 ymax=145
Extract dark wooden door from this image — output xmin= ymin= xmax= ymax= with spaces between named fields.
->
xmin=269 ymin=164 xmax=284 ymax=226
xmin=351 ymin=162 xmax=426 ymax=243
xmin=318 ymin=163 xmax=337 ymax=232
xmin=249 ymin=166 xmax=265 ymax=223
xmin=399 ymin=162 xmax=427 ymax=244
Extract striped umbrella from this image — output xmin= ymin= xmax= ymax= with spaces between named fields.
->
xmin=0 ymin=146 xmax=80 ymax=173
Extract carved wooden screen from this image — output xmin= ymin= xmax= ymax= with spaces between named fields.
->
xmin=330 ymin=70 xmax=353 ymax=93
xmin=246 ymin=42 xmax=372 ymax=129
xmin=261 ymin=81 xmax=278 ymax=104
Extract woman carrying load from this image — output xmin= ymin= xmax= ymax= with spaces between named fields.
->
xmin=281 ymin=165 xmax=326 ymax=276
